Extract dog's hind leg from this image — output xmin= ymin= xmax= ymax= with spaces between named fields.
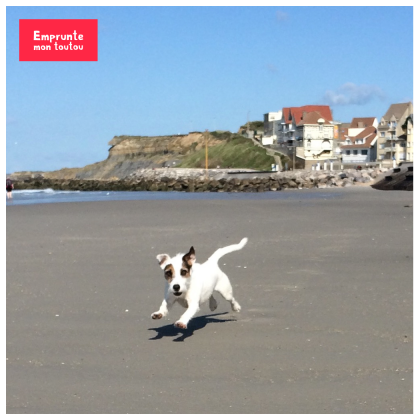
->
xmin=209 ymin=295 xmax=218 ymax=311
xmin=215 ymin=272 xmax=241 ymax=312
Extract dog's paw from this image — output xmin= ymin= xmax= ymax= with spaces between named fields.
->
xmin=232 ymin=302 xmax=241 ymax=312
xmin=151 ymin=313 xmax=163 ymax=320
xmin=174 ymin=321 xmax=187 ymax=329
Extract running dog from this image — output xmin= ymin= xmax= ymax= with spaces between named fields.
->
xmin=151 ymin=238 xmax=248 ymax=329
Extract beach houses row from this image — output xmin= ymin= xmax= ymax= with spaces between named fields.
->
xmin=261 ymin=102 xmax=413 ymax=169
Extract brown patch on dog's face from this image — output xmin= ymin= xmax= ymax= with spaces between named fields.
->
xmin=163 ymin=264 xmax=175 ymax=282
xmin=182 ymin=246 xmax=196 ymax=268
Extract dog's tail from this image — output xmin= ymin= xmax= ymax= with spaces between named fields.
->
xmin=207 ymin=238 xmax=248 ymax=263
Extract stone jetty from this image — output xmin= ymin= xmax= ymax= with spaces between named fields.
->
xmin=11 ymin=166 xmax=396 ymax=193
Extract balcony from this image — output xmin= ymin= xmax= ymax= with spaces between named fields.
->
xmin=386 ymin=135 xmax=399 ymax=140
xmin=383 ymin=147 xmax=396 ymax=153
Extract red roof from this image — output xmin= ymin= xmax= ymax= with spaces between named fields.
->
xmin=341 ymin=126 xmax=378 ymax=149
xmin=349 ymin=117 xmax=376 ymax=129
xmin=282 ymin=105 xmax=333 ymax=124
xmin=297 ymin=111 xmax=334 ymax=126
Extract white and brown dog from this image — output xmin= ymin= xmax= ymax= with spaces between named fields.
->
xmin=151 ymin=238 xmax=248 ymax=329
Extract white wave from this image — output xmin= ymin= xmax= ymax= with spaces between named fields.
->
xmin=13 ymin=189 xmax=80 ymax=195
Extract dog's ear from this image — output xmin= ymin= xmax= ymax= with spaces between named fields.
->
xmin=182 ymin=246 xmax=196 ymax=267
xmin=156 ymin=254 xmax=170 ymax=269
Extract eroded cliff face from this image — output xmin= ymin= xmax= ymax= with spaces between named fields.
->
xmin=15 ymin=132 xmax=226 ymax=181
xmin=108 ymin=132 xmax=222 ymax=157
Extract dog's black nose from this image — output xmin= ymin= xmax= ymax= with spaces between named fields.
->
xmin=173 ymin=284 xmax=180 ymax=292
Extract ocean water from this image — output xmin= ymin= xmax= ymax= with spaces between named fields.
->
xmin=5 ymin=188 xmax=342 ymax=206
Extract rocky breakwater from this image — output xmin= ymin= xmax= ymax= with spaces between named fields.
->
xmin=124 ymin=167 xmax=387 ymax=192
xmin=12 ymin=167 xmax=389 ymax=192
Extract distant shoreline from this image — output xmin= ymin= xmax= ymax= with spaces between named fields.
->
xmin=9 ymin=165 xmax=413 ymax=192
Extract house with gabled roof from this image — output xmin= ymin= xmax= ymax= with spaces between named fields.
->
xmin=340 ymin=118 xmax=378 ymax=164
xmin=377 ymin=102 xmax=413 ymax=166
xmin=295 ymin=111 xmax=335 ymax=163
xmin=347 ymin=117 xmax=378 ymax=136
xmin=340 ymin=117 xmax=378 ymax=165
xmin=277 ymin=105 xmax=336 ymax=169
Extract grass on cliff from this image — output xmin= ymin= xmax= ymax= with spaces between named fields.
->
xmin=177 ymin=135 xmax=275 ymax=170
xmin=238 ymin=120 xmax=264 ymax=133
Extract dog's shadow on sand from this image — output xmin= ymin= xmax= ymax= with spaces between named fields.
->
xmin=148 ymin=312 xmax=235 ymax=342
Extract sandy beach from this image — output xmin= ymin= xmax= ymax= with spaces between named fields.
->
xmin=6 ymin=187 xmax=413 ymax=414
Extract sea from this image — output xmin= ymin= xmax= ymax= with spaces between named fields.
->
xmin=5 ymin=188 xmax=342 ymax=206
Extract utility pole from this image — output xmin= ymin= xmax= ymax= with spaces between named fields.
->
xmin=293 ymin=144 xmax=295 ymax=171
xmin=205 ymin=129 xmax=209 ymax=177
xmin=289 ymin=142 xmax=296 ymax=171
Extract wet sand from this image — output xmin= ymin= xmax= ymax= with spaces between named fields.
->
xmin=6 ymin=187 xmax=413 ymax=413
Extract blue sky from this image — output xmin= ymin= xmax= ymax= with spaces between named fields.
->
xmin=6 ymin=5 xmax=413 ymax=173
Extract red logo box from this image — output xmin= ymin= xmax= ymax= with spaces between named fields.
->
xmin=19 ymin=19 xmax=98 ymax=61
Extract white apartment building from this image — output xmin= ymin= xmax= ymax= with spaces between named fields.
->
xmin=262 ymin=110 xmax=282 ymax=145
xmin=377 ymin=102 xmax=413 ymax=166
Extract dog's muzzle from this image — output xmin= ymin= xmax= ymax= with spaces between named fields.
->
xmin=173 ymin=284 xmax=182 ymax=296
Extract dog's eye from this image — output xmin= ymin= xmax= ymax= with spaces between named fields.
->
xmin=180 ymin=269 xmax=187 ymax=276
xmin=165 ymin=271 xmax=172 ymax=277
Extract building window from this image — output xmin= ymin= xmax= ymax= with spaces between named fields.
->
xmin=346 ymin=150 xmax=350 ymax=155
xmin=380 ymin=132 xmax=385 ymax=137
xmin=353 ymin=150 xmax=358 ymax=155
xmin=361 ymin=150 xmax=368 ymax=155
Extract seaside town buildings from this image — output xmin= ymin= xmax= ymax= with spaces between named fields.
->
xmin=262 ymin=111 xmax=282 ymax=145
xmin=340 ymin=118 xmax=378 ymax=165
xmin=376 ymin=102 xmax=413 ymax=167
xmin=261 ymin=102 xmax=413 ymax=169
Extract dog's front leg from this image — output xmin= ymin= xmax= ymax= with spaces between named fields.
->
xmin=174 ymin=303 xmax=200 ymax=329
xmin=151 ymin=298 xmax=173 ymax=320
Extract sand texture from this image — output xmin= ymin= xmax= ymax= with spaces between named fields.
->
xmin=6 ymin=188 xmax=413 ymax=413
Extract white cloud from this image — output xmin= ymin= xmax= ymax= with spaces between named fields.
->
xmin=323 ymin=83 xmax=386 ymax=106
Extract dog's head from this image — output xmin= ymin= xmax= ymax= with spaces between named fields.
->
xmin=156 ymin=246 xmax=196 ymax=297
